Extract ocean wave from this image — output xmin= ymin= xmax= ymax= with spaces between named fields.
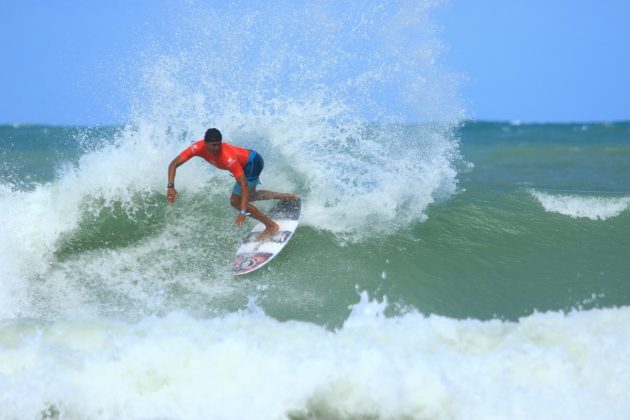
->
xmin=530 ymin=190 xmax=630 ymax=220
xmin=0 ymin=292 xmax=628 ymax=419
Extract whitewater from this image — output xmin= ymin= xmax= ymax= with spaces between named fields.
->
xmin=2 ymin=295 xmax=629 ymax=419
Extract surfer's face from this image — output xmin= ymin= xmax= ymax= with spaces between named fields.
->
xmin=205 ymin=141 xmax=221 ymax=155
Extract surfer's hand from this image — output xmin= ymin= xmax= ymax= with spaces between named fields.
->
xmin=166 ymin=187 xmax=178 ymax=204
xmin=235 ymin=213 xmax=247 ymax=226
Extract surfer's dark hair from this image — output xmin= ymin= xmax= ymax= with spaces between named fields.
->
xmin=204 ymin=128 xmax=222 ymax=143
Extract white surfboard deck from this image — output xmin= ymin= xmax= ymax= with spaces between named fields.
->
xmin=231 ymin=198 xmax=302 ymax=275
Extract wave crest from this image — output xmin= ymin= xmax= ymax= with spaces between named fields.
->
xmin=531 ymin=190 xmax=630 ymax=220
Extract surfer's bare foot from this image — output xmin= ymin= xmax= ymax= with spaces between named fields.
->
xmin=256 ymin=223 xmax=280 ymax=241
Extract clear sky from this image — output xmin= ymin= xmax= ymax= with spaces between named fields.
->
xmin=1 ymin=0 xmax=629 ymax=125
xmin=435 ymin=0 xmax=630 ymax=122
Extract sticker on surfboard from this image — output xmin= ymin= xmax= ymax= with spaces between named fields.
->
xmin=231 ymin=198 xmax=302 ymax=275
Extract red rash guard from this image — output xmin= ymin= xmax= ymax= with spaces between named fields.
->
xmin=178 ymin=140 xmax=251 ymax=178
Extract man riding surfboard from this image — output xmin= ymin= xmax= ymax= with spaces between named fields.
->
xmin=166 ymin=128 xmax=298 ymax=241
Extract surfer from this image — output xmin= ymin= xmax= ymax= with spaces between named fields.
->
xmin=166 ymin=128 xmax=298 ymax=241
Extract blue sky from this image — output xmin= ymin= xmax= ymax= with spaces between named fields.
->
xmin=1 ymin=1 xmax=628 ymax=125
xmin=435 ymin=0 xmax=630 ymax=122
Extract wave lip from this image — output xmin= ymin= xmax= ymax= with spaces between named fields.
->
xmin=530 ymin=190 xmax=630 ymax=220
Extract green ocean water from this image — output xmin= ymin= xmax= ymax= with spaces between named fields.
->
xmin=2 ymin=122 xmax=630 ymax=419
xmin=2 ymin=122 xmax=629 ymax=326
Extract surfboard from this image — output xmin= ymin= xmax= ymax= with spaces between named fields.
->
xmin=231 ymin=198 xmax=302 ymax=275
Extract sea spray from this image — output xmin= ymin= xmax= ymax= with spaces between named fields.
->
xmin=122 ymin=0 xmax=464 ymax=240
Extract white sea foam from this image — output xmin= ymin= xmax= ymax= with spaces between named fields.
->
xmin=0 ymin=293 xmax=628 ymax=420
xmin=530 ymin=190 xmax=630 ymax=220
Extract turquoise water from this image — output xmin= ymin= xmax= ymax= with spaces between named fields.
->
xmin=1 ymin=1 xmax=630 ymax=418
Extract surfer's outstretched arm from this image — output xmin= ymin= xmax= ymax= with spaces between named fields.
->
xmin=166 ymin=156 xmax=184 ymax=204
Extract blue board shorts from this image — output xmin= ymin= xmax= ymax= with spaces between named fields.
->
xmin=232 ymin=150 xmax=264 ymax=196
